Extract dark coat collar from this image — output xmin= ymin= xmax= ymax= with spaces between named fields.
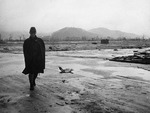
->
xmin=29 ymin=35 xmax=38 ymax=41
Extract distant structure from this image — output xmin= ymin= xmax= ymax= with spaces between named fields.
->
xmin=9 ymin=34 xmax=12 ymax=41
xmin=0 ymin=33 xmax=1 ymax=40
xmin=101 ymin=39 xmax=109 ymax=44
xmin=0 ymin=33 xmax=5 ymax=44
xmin=19 ymin=36 xmax=22 ymax=41
xmin=23 ymin=35 xmax=26 ymax=40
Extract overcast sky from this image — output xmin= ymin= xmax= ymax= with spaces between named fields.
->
xmin=0 ymin=0 xmax=150 ymax=35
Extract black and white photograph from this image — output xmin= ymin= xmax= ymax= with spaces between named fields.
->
xmin=0 ymin=0 xmax=150 ymax=113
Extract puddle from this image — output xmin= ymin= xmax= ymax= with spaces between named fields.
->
xmin=94 ymin=65 xmax=150 ymax=81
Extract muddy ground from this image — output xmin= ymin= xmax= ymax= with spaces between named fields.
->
xmin=0 ymin=49 xmax=150 ymax=113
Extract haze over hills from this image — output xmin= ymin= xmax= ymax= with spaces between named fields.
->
xmin=51 ymin=27 xmax=98 ymax=41
xmin=50 ymin=27 xmax=142 ymax=41
xmin=0 ymin=27 xmax=145 ymax=41
xmin=89 ymin=27 xmax=141 ymax=39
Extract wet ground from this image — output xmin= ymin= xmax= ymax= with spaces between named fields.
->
xmin=0 ymin=49 xmax=150 ymax=113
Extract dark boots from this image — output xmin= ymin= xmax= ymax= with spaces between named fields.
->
xmin=33 ymin=73 xmax=38 ymax=86
xmin=29 ymin=73 xmax=38 ymax=90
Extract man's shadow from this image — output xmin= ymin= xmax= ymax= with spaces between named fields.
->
xmin=19 ymin=88 xmax=53 ymax=113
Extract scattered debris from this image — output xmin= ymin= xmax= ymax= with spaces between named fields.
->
xmin=49 ymin=46 xmax=71 ymax=51
xmin=56 ymin=102 xmax=64 ymax=106
xmin=62 ymin=80 xmax=69 ymax=83
xmin=55 ymin=95 xmax=65 ymax=100
xmin=58 ymin=66 xmax=74 ymax=74
xmin=110 ymin=49 xmax=150 ymax=64
xmin=62 ymin=80 xmax=66 ymax=83
xmin=92 ymin=42 xmax=97 ymax=44
xmin=113 ymin=49 xmax=118 ymax=51
xmin=3 ymin=47 xmax=9 ymax=51
xmin=141 ymin=92 xmax=147 ymax=95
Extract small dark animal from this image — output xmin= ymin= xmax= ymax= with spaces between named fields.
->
xmin=58 ymin=66 xmax=73 ymax=74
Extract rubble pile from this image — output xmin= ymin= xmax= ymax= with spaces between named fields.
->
xmin=110 ymin=49 xmax=150 ymax=64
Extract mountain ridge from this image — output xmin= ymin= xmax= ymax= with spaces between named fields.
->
xmin=89 ymin=27 xmax=140 ymax=38
xmin=50 ymin=27 xmax=141 ymax=41
xmin=51 ymin=27 xmax=97 ymax=40
xmin=1 ymin=27 xmax=144 ymax=40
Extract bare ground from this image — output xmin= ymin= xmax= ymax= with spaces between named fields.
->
xmin=0 ymin=49 xmax=150 ymax=113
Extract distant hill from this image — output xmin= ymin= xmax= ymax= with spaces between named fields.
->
xmin=51 ymin=27 xmax=98 ymax=41
xmin=89 ymin=27 xmax=141 ymax=39
xmin=51 ymin=27 xmax=142 ymax=41
xmin=0 ymin=27 xmax=144 ymax=41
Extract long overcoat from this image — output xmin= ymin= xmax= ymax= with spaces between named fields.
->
xmin=22 ymin=36 xmax=45 ymax=74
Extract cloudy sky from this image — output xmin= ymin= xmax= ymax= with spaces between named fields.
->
xmin=0 ymin=0 xmax=150 ymax=35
